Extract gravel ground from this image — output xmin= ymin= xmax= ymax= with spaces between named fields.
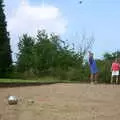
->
xmin=0 ymin=83 xmax=120 ymax=120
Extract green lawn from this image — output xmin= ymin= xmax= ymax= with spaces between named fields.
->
xmin=0 ymin=77 xmax=73 ymax=83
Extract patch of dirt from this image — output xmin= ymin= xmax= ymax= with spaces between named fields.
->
xmin=0 ymin=84 xmax=120 ymax=120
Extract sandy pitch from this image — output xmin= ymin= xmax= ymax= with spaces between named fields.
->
xmin=0 ymin=83 xmax=120 ymax=120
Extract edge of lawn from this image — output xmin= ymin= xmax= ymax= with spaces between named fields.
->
xmin=0 ymin=77 xmax=82 ymax=87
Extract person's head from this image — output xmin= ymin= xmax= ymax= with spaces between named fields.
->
xmin=88 ymin=51 xmax=94 ymax=57
xmin=115 ymin=58 xmax=118 ymax=63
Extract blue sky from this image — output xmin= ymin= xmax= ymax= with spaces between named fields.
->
xmin=5 ymin=0 xmax=120 ymax=59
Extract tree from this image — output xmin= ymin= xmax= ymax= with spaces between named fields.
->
xmin=78 ymin=34 xmax=94 ymax=58
xmin=17 ymin=34 xmax=34 ymax=72
xmin=17 ymin=30 xmax=91 ymax=80
xmin=98 ymin=51 xmax=120 ymax=83
xmin=33 ymin=30 xmax=60 ymax=74
xmin=0 ymin=0 xmax=12 ymax=77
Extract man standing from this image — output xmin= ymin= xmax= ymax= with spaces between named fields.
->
xmin=111 ymin=59 xmax=120 ymax=84
xmin=88 ymin=51 xmax=99 ymax=84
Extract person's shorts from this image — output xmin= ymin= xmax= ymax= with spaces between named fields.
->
xmin=112 ymin=71 xmax=119 ymax=76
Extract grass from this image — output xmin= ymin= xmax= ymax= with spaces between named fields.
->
xmin=0 ymin=77 xmax=74 ymax=83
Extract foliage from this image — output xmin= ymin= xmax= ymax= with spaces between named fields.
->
xmin=6 ymin=27 xmax=119 ymax=83
xmin=17 ymin=34 xmax=34 ymax=72
xmin=16 ymin=30 xmax=92 ymax=81
xmin=96 ymin=51 xmax=120 ymax=83
xmin=0 ymin=0 xmax=12 ymax=77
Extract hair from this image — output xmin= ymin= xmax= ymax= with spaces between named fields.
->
xmin=89 ymin=51 xmax=94 ymax=57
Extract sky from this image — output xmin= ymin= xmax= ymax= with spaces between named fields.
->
xmin=4 ymin=0 xmax=120 ymax=60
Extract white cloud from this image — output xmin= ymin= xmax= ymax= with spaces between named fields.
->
xmin=4 ymin=0 xmax=67 ymax=60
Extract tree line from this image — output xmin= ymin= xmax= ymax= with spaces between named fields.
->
xmin=0 ymin=0 xmax=119 ymax=83
xmin=13 ymin=30 xmax=120 ymax=83
xmin=16 ymin=30 xmax=89 ymax=81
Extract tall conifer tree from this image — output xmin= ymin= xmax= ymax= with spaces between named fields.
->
xmin=0 ymin=0 xmax=12 ymax=77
